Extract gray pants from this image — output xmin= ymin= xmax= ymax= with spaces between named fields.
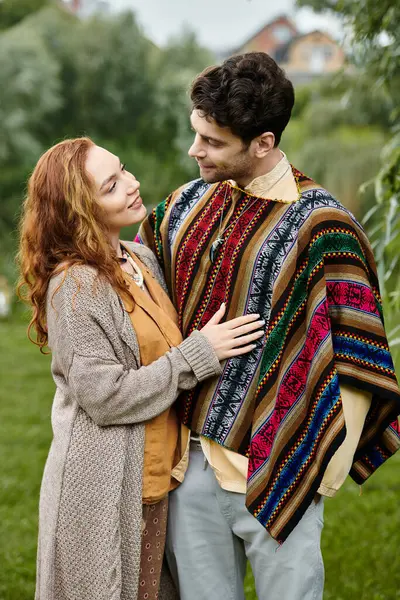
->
xmin=166 ymin=444 xmax=324 ymax=600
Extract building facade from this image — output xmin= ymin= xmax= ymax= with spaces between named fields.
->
xmin=233 ymin=15 xmax=345 ymax=84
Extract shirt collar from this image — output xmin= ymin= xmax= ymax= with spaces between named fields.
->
xmin=229 ymin=152 xmax=298 ymax=201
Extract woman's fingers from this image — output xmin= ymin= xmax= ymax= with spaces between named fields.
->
xmin=199 ymin=309 xmax=266 ymax=361
xmin=206 ymin=302 xmax=226 ymax=326
xmin=230 ymin=330 xmax=264 ymax=347
xmin=224 ymin=313 xmax=261 ymax=330
xmin=231 ymin=319 xmax=265 ymax=337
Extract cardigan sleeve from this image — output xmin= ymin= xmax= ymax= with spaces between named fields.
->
xmin=48 ymin=266 xmax=221 ymax=427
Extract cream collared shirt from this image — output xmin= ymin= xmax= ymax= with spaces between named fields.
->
xmin=189 ymin=153 xmax=372 ymax=497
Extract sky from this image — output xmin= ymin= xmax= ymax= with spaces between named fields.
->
xmin=107 ymin=0 xmax=343 ymax=52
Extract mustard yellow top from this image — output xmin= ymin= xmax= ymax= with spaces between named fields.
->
xmin=122 ymin=251 xmax=186 ymax=504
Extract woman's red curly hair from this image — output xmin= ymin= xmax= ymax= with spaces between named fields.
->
xmin=18 ymin=137 xmax=134 ymax=351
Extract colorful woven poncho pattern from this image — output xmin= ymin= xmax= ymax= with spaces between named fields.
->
xmin=136 ymin=169 xmax=400 ymax=542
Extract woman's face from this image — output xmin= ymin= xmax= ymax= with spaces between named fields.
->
xmin=86 ymin=145 xmax=147 ymax=233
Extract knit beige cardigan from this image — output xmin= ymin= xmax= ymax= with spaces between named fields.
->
xmin=35 ymin=242 xmax=221 ymax=600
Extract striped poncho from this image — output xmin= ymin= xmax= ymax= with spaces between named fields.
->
xmin=137 ymin=168 xmax=400 ymax=543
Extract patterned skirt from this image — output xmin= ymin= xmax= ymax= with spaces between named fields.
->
xmin=138 ymin=498 xmax=169 ymax=600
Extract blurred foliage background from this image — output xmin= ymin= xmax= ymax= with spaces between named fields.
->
xmin=1 ymin=0 xmax=399 ymax=350
xmin=0 ymin=0 xmax=214 ymax=281
xmin=0 ymin=0 xmax=399 ymax=598
xmin=295 ymin=0 xmax=400 ymax=355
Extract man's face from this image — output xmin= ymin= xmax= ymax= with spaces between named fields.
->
xmin=188 ymin=110 xmax=255 ymax=184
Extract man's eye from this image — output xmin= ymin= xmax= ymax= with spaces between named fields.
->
xmin=108 ymin=181 xmax=117 ymax=193
xmin=121 ymin=163 xmax=126 ymax=171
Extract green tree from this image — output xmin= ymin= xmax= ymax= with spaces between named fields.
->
xmin=0 ymin=4 xmax=216 ymax=272
xmin=281 ymin=69 xmax=394 ymax=215
xmin=0 ymin=0 xmax=50 ymax=30
xmin=153 ymin=29 xmax=216 ymax=175
xmin=0 ymin=19 xmax=61 ymax=269
xmin=0 ymin=26 xmax=61 ymax=163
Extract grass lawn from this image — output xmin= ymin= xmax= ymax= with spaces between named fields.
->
xmin=0 ymin=312 xmax=399 ymax=600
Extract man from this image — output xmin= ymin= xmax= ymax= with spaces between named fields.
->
xmin=136 ymin=53 xmax=400 ymax=600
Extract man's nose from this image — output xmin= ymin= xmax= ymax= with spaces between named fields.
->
xmin=188 ymin=135 xmax=206 ymax=158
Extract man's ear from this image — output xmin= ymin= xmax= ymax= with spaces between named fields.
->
xmin=253 ymin=132 xmax=275 ymax=158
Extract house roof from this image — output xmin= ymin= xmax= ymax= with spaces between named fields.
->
xmin=230 ymin=14 xmax=298 ymax=55
xmin=274 ymin=29 xmax=338 ymax=62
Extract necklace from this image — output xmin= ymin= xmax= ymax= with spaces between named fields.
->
xmin=209 ymin=164 xmax=291 ymax=263
xmin=119 ymin=247 xmax=145 ymax=290
xmin=209 ymin=185 xmax=230 ymax=263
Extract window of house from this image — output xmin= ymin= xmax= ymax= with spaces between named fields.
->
xmin=309 ymin=48 xmax=326 ymax=73
xmin=323 ymin=45 xmax=334 ymax=59
xmin=273 ymin=25 xmax=292 ymax=43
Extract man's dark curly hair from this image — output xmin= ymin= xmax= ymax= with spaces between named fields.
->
xmin=190 ymin=52 xmax=295 ymax=146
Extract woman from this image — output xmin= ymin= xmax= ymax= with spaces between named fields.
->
xmin=18 ymin=137 xmax=264 ymax=600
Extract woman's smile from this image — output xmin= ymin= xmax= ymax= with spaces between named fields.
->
xmin=128 ymin=194 xmax=143 ymax=210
